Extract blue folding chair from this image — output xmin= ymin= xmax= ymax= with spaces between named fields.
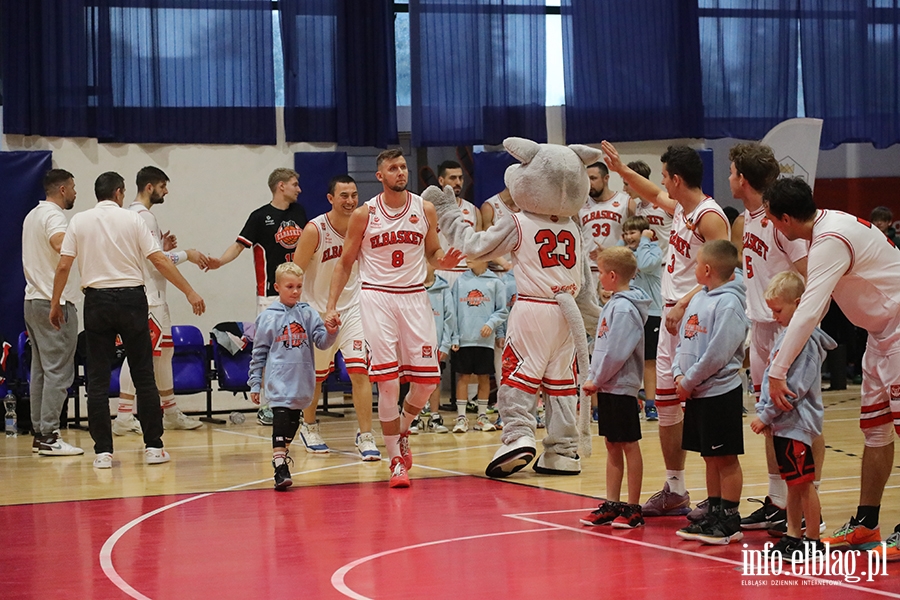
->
xmin=171 ymin=325 xmax=211 ymax=396
xmin=207 ymin=333 xmax=253 ymax=423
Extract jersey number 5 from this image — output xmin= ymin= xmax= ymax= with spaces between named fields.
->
xmin=535 ymin=229 xmax=576 ymax=269
xmin=744 ymin=254 xmax=754 ymax=279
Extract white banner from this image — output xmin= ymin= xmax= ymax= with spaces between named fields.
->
xmin=761 ymin=118 xmax=824 ymax=191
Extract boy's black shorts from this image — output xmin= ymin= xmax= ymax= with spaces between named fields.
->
xmin=452 ymin=346 xmax=494 ymax=375
xmin=597 ymin=393 xmax=642 ymax=443
xmin=644 ymin=315 xmax=661 ymax=361
xmin=682 ymin=385 xmax=744 ymax=456
xmin=773 ymin=436 xmax=815 ymax=486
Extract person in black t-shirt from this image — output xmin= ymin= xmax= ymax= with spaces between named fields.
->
xmin=208 ymin=168 xmax=307 ymax=424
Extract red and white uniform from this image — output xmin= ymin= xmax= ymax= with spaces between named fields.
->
xmin=656 ymin=197 xmax=729 ymax=416
xmin=359 ymin=192 xmax=439 ymax=384
xmin=438 ymin=197 xmax=478 ymax=285
xmin=502 ymin=212 xmax=582 ymax=397
xmin=768 ymin=210 xmax=900 ymax=437
xmin=302 ymin=214 xmax=366 ymax=381
xmin=579 ymin=191 xmax=630 ymax=273
xmin=635 ymin=198 xmax=673 ymax=257
xmin=128 ymin=202 xmax=176 ymax=355
xmin=484 ymin=193 xmax=516 ymax=263
xmin=742 ymin=206 xmax=808 ymax=397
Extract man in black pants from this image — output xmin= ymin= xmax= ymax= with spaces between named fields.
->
xmin=49 ymin=172 xmax=206 ymax=469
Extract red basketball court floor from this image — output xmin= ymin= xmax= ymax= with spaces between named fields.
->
xmin=3 ymin=473 xmax=899 ymax=599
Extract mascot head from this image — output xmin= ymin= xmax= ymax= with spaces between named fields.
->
xmin=503 ymin=137 xmax=604 ymax=218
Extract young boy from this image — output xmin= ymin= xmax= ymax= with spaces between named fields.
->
xmin=622 ymin=215 xmax=663 ymax=421
xmin=450 ymin=258 xmax=509 ymax=433
xmin=751 ymin=271 xmax=835 ymax=561
xmin=249 ymin=263 xmax=339 ymax=491
xmin=673 ymin=240 xmax=749 ymax=545
xmin=420 ymin=264 xmax=454 ymax=433
xmin=580 ymin=247 xmax=650 ymax=529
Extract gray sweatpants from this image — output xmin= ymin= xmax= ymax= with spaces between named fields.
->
xmin=24 ymin=299 xmax=78 ymax=435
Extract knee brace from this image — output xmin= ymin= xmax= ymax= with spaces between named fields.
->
xmin=657 ymin=402 xmax=684 ymax=427
xmin=377 ymin=378 xmax=401 ymax=422
xmin=272 ymin=407 xmax=302 ymax=448
xmin=863 ymin=421 xmax=894 ymax=448
xmin=403 ymin=382 xmax=433 ymax=411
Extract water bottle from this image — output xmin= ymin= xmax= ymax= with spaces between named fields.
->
xmin=229 ymin=411 xmax=246 ymax=425
xmin=4 ymin=393 xmax=17 ymax=437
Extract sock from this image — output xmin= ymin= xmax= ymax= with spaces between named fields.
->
xmin=855 ymin=505 xmax=880 ymax=528
xmin=160 ymin=393 xmax=177 ymax=412
xmin=708 ymin=496 xmax=722 ymax=515
xmin=666 ymin=470 xmax=686 ymax=495
xmin=117 ymin=398 xmax=134 ymax=420
xmin=721 ymin=498 xmax=739 ymax=516
xmin=813 ymin=480 xmax=821 ymax=492
xmin=477 ymin=399 xmax=489 ymax=416
xmin=272 ymin=448 xmax=286 ymax=466
xmin=400 ymin=408 xmax=417 ymax=433
xmin=457 ymin=400 xmax=467 ymax=417
xmin=768 ymin=474 xmax=788 ymax=508
xmin=384 ymin=434 xmax=400 ymax=460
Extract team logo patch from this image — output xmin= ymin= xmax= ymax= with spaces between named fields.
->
xmin=465 ymin=289 xmax=488 ymax=306
xmin=683 ymin=314 xmax=707 ymax=339
xmin=891 ymin=384 xmax=900 ymax=401
xmin=368 ymin=205 xmax=376 ymax=214
xmin=596 ymin=317 xmax=609 ymax=339
xmin=501 ymin=345 xmax=520 ymax=381
xmin=462 ymin=209 xmax=470 ymax=215
xmin=353 ymin=340 xmax=363 ymax=351
xmin=612 ymin=201 xmax=620 ymax=207
xmin=275 ymin=220 xmax=303 ymax=249
xmin=550 ymin=215 xmax=559 ymax=222
xmin=148 ymin=316 xmax=163 ymax=350
xmin=410 ymin=213 xmax=419 ymax=224
xmin=422 ymin=345 xmax=433 ymax=358
xmin=761 ymin=218 xmax=769 ymax=227
xmin=276 ymin=322 xmax=308 ymax=349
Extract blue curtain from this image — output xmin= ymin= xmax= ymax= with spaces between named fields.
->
xmin=293 ymin=152 xmax=349 ymax=219
xmin=2 ymin=0 xmax=276 ymax=145
xmin=409 ymin=0 xmax=547 ymax=147
xmin=279 ymin=0 xmax=398 ymax=147
xmin=800 ymin=1 xmax=900 ymax=149
xmin=562 ymin=0 xmax=703 ymax=143
xmin=699 ymin=0 xmax=800 ymax=140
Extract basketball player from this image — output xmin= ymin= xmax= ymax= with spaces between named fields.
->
xmin=763 ymin=177 xmax=900 ymax=552
xmin=436 ymin=160 xmax=480 ymax=288
xmin=626 ymin=161 xmax=673 ymax=257
xmin=480 ymin=187 xmax=518 ymax=271
xmin=208 ymin=168 xmax=306 ymax=425
xmin=602 ymin=140 xmax=730 ymax=516
xmin=324 ymin=149 xmax=462 ymax=488
xmin=291 ymin=175 xmax=380 ymax=461
xmin=578 ymin=162 xmax=634 ymax=280
xmin=115 ymin=167 xmax=207 ymax=435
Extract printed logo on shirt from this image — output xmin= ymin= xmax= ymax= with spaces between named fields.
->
xmin=276 ymin=322 xmax=308 ymax=349
xmin=464 ymin=289 xmax=488 ymax=306
xmin=422 ymin=345 xmax=433 ymax=358
xmin=612 ymin=201 xmax=620 ymax=208
xmin=410 ymin=213 xmax=419 ymax=224
xmin=275 ymin=220 xmax=303 ymax=249
xmin=353 ymin=340 xmax=363 ymax=352
xmin=265 ymin=216 xmax=275 ymax=226
xmin=596 ymin=317 xmax=609 ymax=339
xmin=891 ymin=384 xmax=900 ymax=401
xmin=683 ymin=314 xmax=707 ymax=339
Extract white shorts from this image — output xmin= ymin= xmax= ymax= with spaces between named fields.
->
xmin=314 ymin=304 xmax=367 ymax=383
xmin=120 ymin=303 xmax=173 ymax=396
xmin=359 ymin=287 xmax=440 ymax=385
xmin=501 ymin=297 xmax=578 ymax=397
xmin=860 ymin=343 xmax=900 ymax=439
xmin=655 ymin=303 xmax=683 ymax=425
xmin=750 ymin=320 xmax=781 ymax=399
xmin=148 ymin=304 xmax=172 ymax=357
xmin=257 ymin=295 xmax=277 ymax=316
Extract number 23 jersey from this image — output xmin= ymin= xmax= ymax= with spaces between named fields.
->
xmin=511 ymin=212 xmax=582 ymax=299
xmin=359 ymin=191 xmax=429 ymax=290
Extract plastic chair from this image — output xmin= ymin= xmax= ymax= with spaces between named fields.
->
xmin=16 ymin=330 xmax=85 ymax=429
xmin=320 ymin=351 xmax=354 ymax=417
xmin=171 ymin=325 xmax=211 ymax=395
xmin=206 ymin=333 xmax=253 ymax=423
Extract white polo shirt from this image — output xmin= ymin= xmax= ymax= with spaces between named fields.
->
xmin=23 ymin=201 xmax=79 ymax=304
xmin=60 ymin=200 xmax=161 ymax=289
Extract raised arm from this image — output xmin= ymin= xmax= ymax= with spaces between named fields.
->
xmin=601 ymin=140 xmax=677 ymax=216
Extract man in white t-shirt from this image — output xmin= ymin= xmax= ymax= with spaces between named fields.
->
xmin=49 ymin=171 xmax=206 ymax=469
xmin=22 ymin=169 xmax=82 ymax=457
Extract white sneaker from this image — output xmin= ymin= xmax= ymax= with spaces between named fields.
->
xmin=112 ymin=415 xmax=143 ymax=436
xmin=145 ymin=447 xmax=171 ymax=464
xmin=38 ymin=433 xmax=84 ymax=456
xmin=299 ymin=421 xmax=330 ymax=453
xmin=355 ymin=431 xmax=381 ymax=462
xmin=428 ymin=413 xmax=450 ymax=434
xmin=474 ymin=414 xmax=497 ymax=432
xmin=93 ymin=452 xmax=113 ymax=469
xmin=163 ymin=409 xmax=203 ymax=430
xmin=452 ymin=415 xmax=469 ymax=433
xmin=408 ymin=417 xmax=421 ymax=435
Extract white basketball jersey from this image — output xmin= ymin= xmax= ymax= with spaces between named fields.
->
xmin=510 ymin=212 xmax=582 ymax=299
xmin=301 ymin=213 xmax=359 ymax=313
xmin=485 ymin=194 xmax=513 ymax=227
xmin=662 ymin=197 xmax=729 ymax=303
xmin=129 ymin=202 xmax=167 ymax=307
xmin=359 ymin=192 xmax=429 ymax=290
xmin=635 ymin=198 xmax=673 ymax=256
xmin=578 ymin=191 xmax=630 ymax=265
xmin=742 ymin=206 xmax=808 ymax=322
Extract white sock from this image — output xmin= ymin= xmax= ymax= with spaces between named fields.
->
xmin=456 ymin=401 xmax=467 ymax=417
xmin=768 ymin=474 xmax=788 ymax=508
xmin=400 ymin=409 xmax=416 ymax=433
xmin=477 ymin=399 xmax=489 ymax=416
xmin=666 ymin=470 xmax=686 ymax=495
xmin=813 ymin=480 xmax=821 ymax=492
xmin=384 ymin=434 xmax=400 ymax=460
xmin=117 ymin=398 xmax=135 ymax=420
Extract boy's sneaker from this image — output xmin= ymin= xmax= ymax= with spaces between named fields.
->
xmin=299 ymin=421 xmax=330 ymax=453
xmin=112 ymin=415 xmax=143 ymax=436
xmin=452 ymin=415 xmax=468 ymax=433
xmin=644 ymin=404 xmax=659 ymax=421
xmin=257 ymin=404 xmax=274 ymax=426
xmin=144 ymin=447 xmax=171 ymax=465
xmin=642 ymin=482 xmax=691 ymax=516
xmin=38 ymin=432 xmax=84 ymax=456
xmin=821 ymin=517 xmax=881 ymax=550
xmin=769 ymin=515 xmax=824 ymax=538
xmin=612 ymin=504 xmax=645 ymax=529
xmin=398 ymin=431 xmax=412 ymax=470
xmin=93 ymin=452 xmax=113 ymax=469
xmin=408 ymin=417 xmax=421 ymax=435
xmin=474 ymin=414 xmax=497 ymax=431
xmin=770 ymin=535 xmax=803 ymax=562
xmin=427 ymin=413 xmax=449 ymax=433
xmin=273 ymin=455 xmax=293 ymax=491
xmin=580 ymin=501 xmax=622 ymax=526
xmin=466 ymin=400 xmax=479 ymax=413
xmin=741 ymin=496 xmax=786 ymax=530
xmin=695 ymin=511 xmax=744 ymax=545
xmin=355 ymin=431 xmax=381 ymax=461
xmin=686 ymin=498 xmax=709 ymax=523
xmin=884 ymin=526 xmax=900 ymax=562
xmin=677 ymin=512 xmax=718 ymax=541
xmin=163 ymin=409 xmax=203 ymax=430
xmin=494 ymin=415 xmax=503 ymax=429
xmin=535 ymin=413 xmax=545 ymax=429
xmin=388 ymin=456 xmax=410 ymax=488
xmin=591 ymin=407 xmax=599 ymax=423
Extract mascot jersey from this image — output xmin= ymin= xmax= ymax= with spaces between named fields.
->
xmin=511 ymin=212 xmax=582 ymax=299
xmin=359 ymin=191 xmax=429 ymax=290
xmin=301 ymin=213 xmax=359 ymax=314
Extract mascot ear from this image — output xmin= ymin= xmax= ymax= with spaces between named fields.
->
xmin=568 ymin=144 xmax=603 ymax=166
xmin=504 ymin=137 xmax=541 ymax=165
